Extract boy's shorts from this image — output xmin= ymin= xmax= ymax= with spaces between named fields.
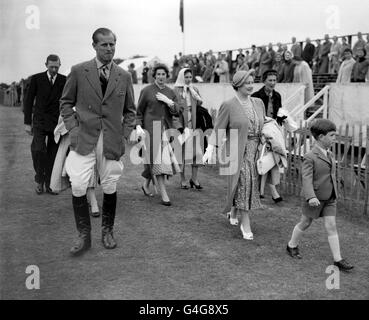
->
xmin=302 ymin=197 xmax=337 ymax=219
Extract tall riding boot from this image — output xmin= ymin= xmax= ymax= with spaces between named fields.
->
xmin=101 ymin=192 xmax=117 ymax=249
xmin=70 ymin=195 xmax=91 ymax=256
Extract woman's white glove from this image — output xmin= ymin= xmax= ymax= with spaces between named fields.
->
xmin=136 ymin=125 xmax=145 ymax=137
xmin=202 ymin=144 xmax=215 ymax=164
xmin=178 ymin=127 xmax=192 ymax=145
xmin=156 ymin=92 xmax=174 ymax=107
xmin=189 ymin=85 xmax=202 ymax=103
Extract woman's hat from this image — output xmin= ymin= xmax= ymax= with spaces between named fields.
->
xmin=284 ymin=50 xmax=294 ymax=59
xmin=232 ymin=69 xmax=255 ymax=88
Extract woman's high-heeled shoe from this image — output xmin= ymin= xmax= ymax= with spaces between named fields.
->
xmin=189 ymin=179 xmax=203 ymax=190
xmin=142 ymin=186 xmax=154 ymax=197
xmin=226 ymin=211 xmax=238 ymax=226
xmin=240 ymin=224 xmax=253 ymax=240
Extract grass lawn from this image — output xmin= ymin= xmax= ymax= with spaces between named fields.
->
xmin=1 ymin=105 xmax=368 ymax=300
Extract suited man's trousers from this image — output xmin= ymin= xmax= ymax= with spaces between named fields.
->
xmin=65 ymin=132 xmax=123 ymax=197
xmin=31 ymin=127 xmax=59 ymax=186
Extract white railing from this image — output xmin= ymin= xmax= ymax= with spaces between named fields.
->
xmin=290 ymin=85 xmax=330 ymax=121
xmin=284 ymin=85 xmax=306 ymax=114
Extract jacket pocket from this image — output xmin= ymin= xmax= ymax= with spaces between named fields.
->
xmin=69 ymin=126 xmax=79 ymax=148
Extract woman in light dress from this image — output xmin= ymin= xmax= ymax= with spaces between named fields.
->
xmin=203 ymin=70 xmax=265 ymax=240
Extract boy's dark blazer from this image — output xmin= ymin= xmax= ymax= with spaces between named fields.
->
xmin=301 ymin=144 xmax=338 ymax=201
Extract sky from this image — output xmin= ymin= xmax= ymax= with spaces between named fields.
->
xmin=0 ymin=0 xmax=368 ymax=83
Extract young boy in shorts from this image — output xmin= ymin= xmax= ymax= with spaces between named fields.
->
xmin=286 ymin=119 xmax=354 ymax=272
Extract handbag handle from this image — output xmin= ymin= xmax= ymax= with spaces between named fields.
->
xmin=260 ymin=143 xmax=266 ymax=159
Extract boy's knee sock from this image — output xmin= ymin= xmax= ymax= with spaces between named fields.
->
xmin=288 ymin=225 xmax=304 ymax=248
xmin=328 ymin=234 xmax=342 ymax=262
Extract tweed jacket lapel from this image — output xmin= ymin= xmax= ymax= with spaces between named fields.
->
xmin=103 ymin=62 xmax=120 ymax=101
xmin=84 ymin=59 xmax=103 ymax=100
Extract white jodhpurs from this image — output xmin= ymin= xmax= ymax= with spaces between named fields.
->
xmin=65 ymin=132 xmax=123 ymax=197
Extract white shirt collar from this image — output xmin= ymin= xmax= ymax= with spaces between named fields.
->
xmin=47 ymin=71 xmax=57 ymax=82
xmin=95 ymin=57 xmax=112 ymax=71
xmin=316 ymin=143 xmax=328 ymax=157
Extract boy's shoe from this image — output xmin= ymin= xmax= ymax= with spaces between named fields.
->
xmin=334 ymin=259 xmax=354 ymax=272
xmin=286 ymin=244 xmax=302 ymax=259
xmin=272 ymin=196 xmax=283 ymax=203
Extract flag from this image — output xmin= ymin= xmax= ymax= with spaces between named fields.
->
xmin=179 ymin=0 xmax=184 ymax=32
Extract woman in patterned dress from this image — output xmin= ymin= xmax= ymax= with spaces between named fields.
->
xmin=203 ymin=69 xmax=265 ymax=240
xmin=136 ymin=64 xmax=180 ymax=206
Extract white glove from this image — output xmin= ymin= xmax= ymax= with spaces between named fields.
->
xmin=277 ymin=108 xmax=289 ymax=118
xmin=156 ymin=92 xmax=174 ymax=107
xmin=203 ymin=144 xmax=215 ymax=164
xmin=178 ymin=127 xmax=192 ymax=145
xmin=136 ymin=125 xmax=145 ymax=137
xmin=189 ymin=86 xmax=202 ymax=102
xmin=25 ymin=124 xmax=32 ymax=135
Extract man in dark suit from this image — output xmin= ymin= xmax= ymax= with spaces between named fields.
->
xmin=302 ymin=37 xmax=315 ymax=68
xmin=24 ymin=54 xmax=66 ymax=195
xmin=60 ymin=28 xmax=136 ymax=256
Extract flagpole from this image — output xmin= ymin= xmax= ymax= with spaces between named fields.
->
xmin=182 ymin=26 xmax=185 ymax=55
xmin=180 ymin=0 xmax=185 ymax=55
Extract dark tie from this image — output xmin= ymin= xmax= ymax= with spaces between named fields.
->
xmin=100 ymin=65 xmax=108 ymax=96
xmin=49 ymin=75 xmax=54 ymax=86
xmin=327 ymin=150 xmax=333 ymax=164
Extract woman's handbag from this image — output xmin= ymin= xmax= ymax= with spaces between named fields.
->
xmin=257 ymin=144 xmax=276 ymax=175
xmin=196 ymin=105 xmax=213 ymax=131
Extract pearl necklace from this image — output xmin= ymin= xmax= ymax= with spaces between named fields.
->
xmin=236 ymin=94 xmax=251 ymax=105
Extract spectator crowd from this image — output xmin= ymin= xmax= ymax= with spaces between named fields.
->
xmin=1 ymin=32 xmax=368 ymax=107
xmin=170 ymin=32 xmax=369 ymax=84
